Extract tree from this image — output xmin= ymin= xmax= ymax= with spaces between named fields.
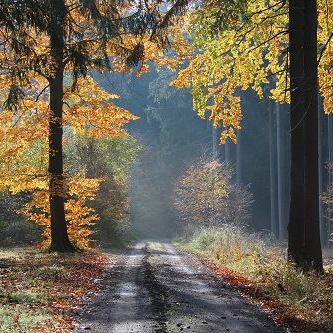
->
xmin=173 ymin=0 xmax=332 ymax=271
xmin=321 ymin=163 xmax=333 ymax=242
xmin=125 ymin=66 xmax=212 ymax=238
xmin=0 ymin=0 xmax=189 ymax=251
xmin=65 ymin=134 xmax=141 ymax=246
xmin=48 ymin=0 xmax=72 ymax=251
xmin=0 ymin=75 xmax=137 ymax=248
xmin=268 ymin=100 xmax=278 ymax=236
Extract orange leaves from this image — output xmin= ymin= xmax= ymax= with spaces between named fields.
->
xmin=64 ymin=76 xmax=139 ymax=138
xmin=174 ymin=156 xmax=252 ymax=226
xmin=21 ymin=177 xmax=102 ymax=249
xmin=0 ymin=72 xmax=138 ymax=248
xmin=201 ymin=256 xmax=331 ymax=332
xmin=0 ymin=248 xmax=110 ymax=332
xmin=175 ymin=160 xmax=212 ymax=225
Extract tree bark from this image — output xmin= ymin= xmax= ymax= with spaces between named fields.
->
xmin=225 ymin=139 xmax=231 ymax=164
xmin=236 ymin=129 xmax=242 ymax=184
xmin=288 ymin=0 xmax=323 ymax=271
xmin=48 ymin=0 xmax=75 ymax=252
xmin=303 ymin=0 xmax=323 ymax=270
xmin=288 ymin=0 xmax=307 ymax=267
xmin=237 ymin=96 xmax=248 ymax=185
xmin=328 ymin=116 xmax=333 ymax=245
xmin=318 ymin=95 xmax=326 ymax=245
xmin=212 ymin=124 xmax=218 ymax=159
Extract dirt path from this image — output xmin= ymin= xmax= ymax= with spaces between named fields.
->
xmin=74 ymin=242 xmax=285 ymax=333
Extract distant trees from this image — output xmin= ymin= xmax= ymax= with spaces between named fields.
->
xmin=267 ymin=100 xmax=290 ymax=241
xmin=66 ymin=135 xmax=141 ymax=247
xmin=174 ymin=156 xmax=253 ymax=228
xmin=128 ymin=67 xmax=212 ymax=238
xmin=269 ymin=101 xmax=278 ymax=237
xmin=321 ymin=163 xmax=333 ymax=242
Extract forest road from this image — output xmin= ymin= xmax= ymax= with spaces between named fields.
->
xmin=74 ymin=242 xmax=286 ymax=333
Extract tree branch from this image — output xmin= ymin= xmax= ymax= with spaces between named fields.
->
xmin=318 ymin=31 xmax=333 ymax=66
xmin=35 ymin=84 xmax=49 ymax=102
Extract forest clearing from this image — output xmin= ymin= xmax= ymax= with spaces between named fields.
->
xmin=0 ymin=0 xmax=333 ymax=332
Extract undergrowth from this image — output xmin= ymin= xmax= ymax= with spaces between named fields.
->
xmin=0 ymin=247 xmax=109 ymax=333
xmin=178 ymin=225 xmax=333 ymax=332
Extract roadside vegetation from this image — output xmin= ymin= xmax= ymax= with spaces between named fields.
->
xmin=0 ymin=248 xmax=109 ymax=333
xmin=174 ymin=156 xmax=253 ymax=228
xmin=177 ymin=226 xmax=333 ymax=332
xmin=174 ymin=157 xmax=333 ymax=332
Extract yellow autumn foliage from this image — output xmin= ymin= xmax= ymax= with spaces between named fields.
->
xmin=172 ymin=0 xmax=333 ymax=142
xmin=0 ymin=66 xmax=139 ymax=248
xmin=0 ymin=0 xmax=189 ymax=248
xmin=20 ymin=177 xmax=102 ymax=249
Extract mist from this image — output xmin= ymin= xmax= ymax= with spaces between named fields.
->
xmin=94 ymin=65 xmax=324 ymax=244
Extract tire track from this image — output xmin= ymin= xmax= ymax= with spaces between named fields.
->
xmin=74 ymin=242 xmax=286 ymax=333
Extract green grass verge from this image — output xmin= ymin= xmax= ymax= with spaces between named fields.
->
xmin=176 ymin=225 xmax=333 ymax=331
xmin=0 ymin=247 xmax=108 ymax=333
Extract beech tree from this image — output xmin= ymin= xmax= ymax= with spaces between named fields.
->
xmin=0 ymin=0 xmax=188 ymax=251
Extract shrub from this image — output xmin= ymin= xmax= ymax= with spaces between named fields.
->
xmin=174 ymin=156 xmax=253 ymax=227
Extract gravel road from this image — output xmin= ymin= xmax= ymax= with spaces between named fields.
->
xmin=74 ymin=242 xmax=286 ymax=333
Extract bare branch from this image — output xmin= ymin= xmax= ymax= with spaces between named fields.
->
xmin=35 ymin=84 xmax=49 ymax=102
xmin=318 ymin=31 xmax=333 ymax=66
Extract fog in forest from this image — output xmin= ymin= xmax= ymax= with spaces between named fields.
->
xmin=2 ymin=1 xmax=333 ymax=331
xmin=95 ymin=65 xmax=328 ymax=243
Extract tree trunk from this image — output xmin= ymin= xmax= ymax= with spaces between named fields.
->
xmin=236 ymin=129 xmax=242 ymax=184
xmin=269 ymin=101 xmax=278 ymax=236
xmin=212 ymin=124 xmax=218 ymax=159
xmin=288 ymin=0 xmax=307 ymax=267
xmin=328 ymin=116 xmax=333 ymax=245
xmin=237 ymin=96 xmax=248 ymax=185
xmin=276 ymin=102 xmax=286 ymax=239
xmin=48 ymin=0 xmax=75 ymax=252
xmin=288 ymin=0 xmax=323 ymax=271
xmin=225 ymin=139 xmax=231 ymax=164
xmin=318 ymin=95 xmax=326 ymax=245
xmin=303 ymin=0 xmax=323 ymax=270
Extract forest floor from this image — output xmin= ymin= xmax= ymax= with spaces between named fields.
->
xmin=0 ymin=247 xmax=110 ymax=333
xmin=73 ymin=242 xmax=285 ymax=333
xmin=1 ymin=243 xmax=332 ymax=333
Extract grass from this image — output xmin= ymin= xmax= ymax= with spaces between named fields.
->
xmin=148 ymin=241 xmax=164 ymax=251
xmin=8 ymin=290 xmax=49 ymax=304
xmin=0 ymin=247 xmax=110 ymax=333
xmin=0 ymin=305 xmax=59 ymax=333
xmin=177 ymin=225 xmax=333 ymax=332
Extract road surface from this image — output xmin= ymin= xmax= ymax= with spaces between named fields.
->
xmin=74 ymin=242 xmax=285 ymax=333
